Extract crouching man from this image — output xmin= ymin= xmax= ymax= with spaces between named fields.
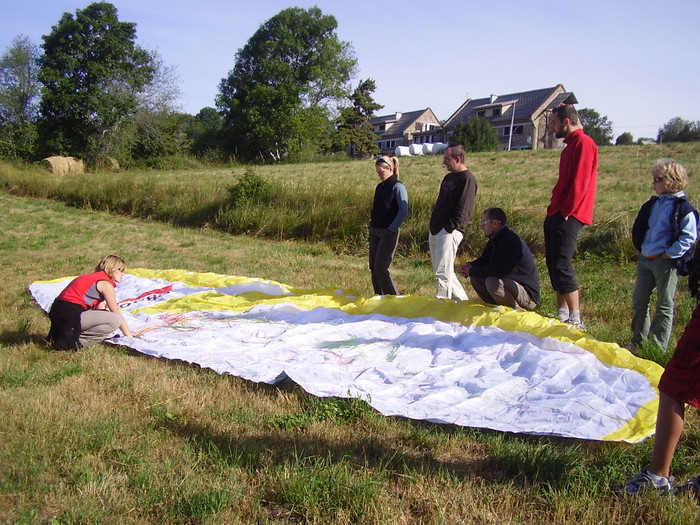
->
xmin=458 ymin=207 xmax=540 ymax=310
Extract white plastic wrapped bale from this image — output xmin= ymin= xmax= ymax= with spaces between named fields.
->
xmin=409 ymin=144 xmax=424 ymax=156
xmin=433 ymin=142 xmax=448 ymax=154
xmin=422 ymin=143 xmax=434 ymax=155
xmin=394 ymin=146 xmax=411 ymax=157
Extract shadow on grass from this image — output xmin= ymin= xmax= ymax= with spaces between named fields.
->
xmin=0 ymin=330 xmax=51 ymax=347
xmin=159 ymin=388 xmax=594 ymax=492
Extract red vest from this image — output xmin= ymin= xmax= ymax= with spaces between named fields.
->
xmin=56 ymin=271 xmax=116 ymax=310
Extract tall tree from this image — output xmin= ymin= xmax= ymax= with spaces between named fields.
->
xmin=37 ymin=2 xmax=155 ymax=162
xmin=578 ymin=108 xmax=613 ymax=146
xmin=217 ymin=6 xmax=357 ymax=161
xmin=450 ymin=117 xmax=499 ymax=152
xmin=335 ymin=78 xmax=383 ymax=157
xmin=0 ymin=35 xmax=41 ymax=159
xmin=657 ymin=117 xmax=700 ymax=143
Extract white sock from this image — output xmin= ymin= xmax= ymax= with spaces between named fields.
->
xmin=557 ymin=308 xmax=569 ymax=322
xmin=569 ymin=310 xmax=581 ymax=323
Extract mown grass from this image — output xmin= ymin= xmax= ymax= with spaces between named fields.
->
xmin=1 ymin=144 xmax=700 ymax=523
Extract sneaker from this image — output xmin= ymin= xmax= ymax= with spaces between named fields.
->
xmin=676 ymin=475 xmax=700 ymax=498
xmin=623 ymin=343 xmax=638 ymax=351
xmin=565 ymin=318 xmax=587 ymax=332
xmin=613 ymin=468 xmax=674 ymax=495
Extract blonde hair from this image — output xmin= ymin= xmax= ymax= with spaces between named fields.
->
xmin=653 ymin=158 xmax=689 ymax=193
xmin=95 ymin=255 xmax=126 ymax=278
xmin=375 ymin=155 xmax=400 ymax=179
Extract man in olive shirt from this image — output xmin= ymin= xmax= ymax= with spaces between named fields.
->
xmin=429 ymin=144 xmax=478 ymax=300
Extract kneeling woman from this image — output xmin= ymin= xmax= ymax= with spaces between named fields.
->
xmin=48 ymin=255 xmax=134 ymax=350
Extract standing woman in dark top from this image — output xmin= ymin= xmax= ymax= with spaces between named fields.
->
xmin=368 ymin=155 xmax=409 ymax=295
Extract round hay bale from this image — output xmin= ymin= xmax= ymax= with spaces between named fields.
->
xmin=42 ymin=156 xmax=70 ymax=175
xmin=66 ymin=157 xmax=85 ymax=174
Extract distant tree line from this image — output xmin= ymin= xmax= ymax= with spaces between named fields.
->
xmin=657 ymin=117 xmax=700 ymax=143
xmin=581 ymin=109 xmax=700 ymax=147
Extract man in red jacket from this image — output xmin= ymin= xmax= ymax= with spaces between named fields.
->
xmin=544 ymin=104 xmax=598 ymax=329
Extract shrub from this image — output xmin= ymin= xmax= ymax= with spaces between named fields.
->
xmin=226 ymin=168 xmax=273 ymax=207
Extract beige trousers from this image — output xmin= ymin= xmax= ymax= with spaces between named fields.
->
xmin=79 ymin=309 xmax=121 ymax=347
xmin=469 ymin=276 xmax=536 ymax=310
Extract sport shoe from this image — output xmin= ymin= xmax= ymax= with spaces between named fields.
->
xmin=613 ymin=468 xmax=674 ymax=495
xmin=565 ymin=318 xmax=587 ymax=332
xmin=676 ymin=475 xmax=700 ymax=498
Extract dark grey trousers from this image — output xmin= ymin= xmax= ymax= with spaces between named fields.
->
xmin=369 ymin=226 xmax=400 ymax=295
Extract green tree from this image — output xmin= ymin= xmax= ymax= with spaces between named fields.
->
xmin=217 ymin=6 xmax=357 ymax=161
xmin=578 ymin=108 xmax=613 ymax=146
xmin=450 ymin=117 xmax=499 ymax=152
xmin=186 ymin=107 xmax=224 ymax=158
xmin=97 ymin=51 xmax=182 ymax=164
xmin=657 ymin=117 xmax=700 ymax=143
xmin=37 ymin=2 xmax=155 ymax=163
xmin=615 ymin=131 xmax=634 ymax=146
xmin=129 ymin=53 xmax=185 ymax=161
xmin=335 ymin=78 xmax=383 ymax=157
xmin=0 ymin=35 xmax=40 ymax=159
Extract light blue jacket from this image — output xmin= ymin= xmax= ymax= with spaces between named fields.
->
xmin=641 ymin=191 xmax=698 ymax=258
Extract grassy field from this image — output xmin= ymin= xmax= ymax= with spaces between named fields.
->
xmin=1 ymin=144 xmax=700 ymax=523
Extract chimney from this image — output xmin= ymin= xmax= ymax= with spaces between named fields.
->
xmin=490 ymin=94 xmax=497 ymax=104
xmin=395 ymin=111 xmax=402 ymax=120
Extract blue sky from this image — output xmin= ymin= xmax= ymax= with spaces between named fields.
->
xmin=2 ymin=0 xmax=699 ymax=140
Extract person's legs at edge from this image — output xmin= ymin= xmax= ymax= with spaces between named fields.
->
xmin=648 ymin=392 xmax=686 ymax=478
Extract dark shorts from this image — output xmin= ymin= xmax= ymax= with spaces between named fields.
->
xmin=543 ymin=213 xmax=583 ymax=294
xmin=658 ymin=302 xmax=700 ymax=408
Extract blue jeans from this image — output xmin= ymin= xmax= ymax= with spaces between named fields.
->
xmin=631 ymin=256 xmax=679 ymax=350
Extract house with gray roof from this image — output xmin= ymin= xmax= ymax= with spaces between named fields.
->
xmin=413 ymin=84 xmax=578 ymax=150
xmin=370 ymin=108 xmax=441 ymax=154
